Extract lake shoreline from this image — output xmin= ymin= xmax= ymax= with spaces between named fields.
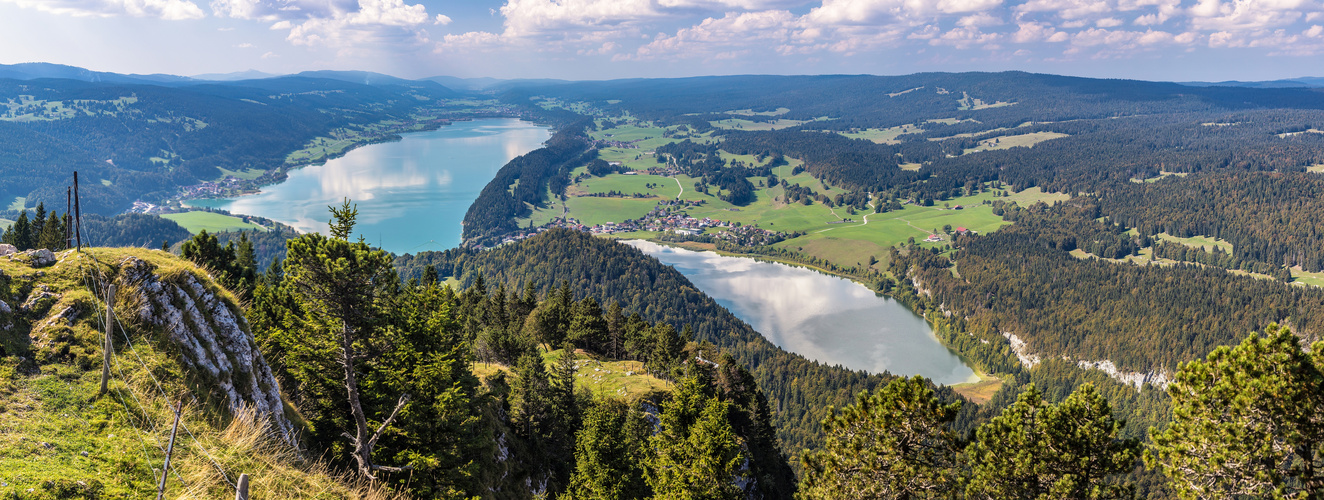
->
xmin=184 ymin=118 xmax=552 ymax=253
xmin=622 ymin=236 xmax=998 ymax=393
xmin=625 ymin=239 xmax=979 ymax=386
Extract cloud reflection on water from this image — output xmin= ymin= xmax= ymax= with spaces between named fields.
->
xmin=192 ymin=119 xmax=550 ymax=252
xmin=626 ymin=240 xmax=977 ymax=385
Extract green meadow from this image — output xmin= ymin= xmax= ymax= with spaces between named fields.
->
xmin=162 ymin=211 xmax=266 ymax=234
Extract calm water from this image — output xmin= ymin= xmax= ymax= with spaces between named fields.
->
xmin=625 ymin=241 xmax=977 ymax=385
xmin=190 ymin=119 xmax=550 ymax=254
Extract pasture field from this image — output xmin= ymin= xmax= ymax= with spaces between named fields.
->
xmin=838 ymin=126 xmax=917 ymax=144
xmin=1157 ymin=232 xmax=1234 ymax=253
xmin=473 ymin=349 xmax=668 ymax=399
xmin=216 ymin=167 xmax=267 ymax=180
xmin=591 ymin=123 xmax=667 ymax=142
xmin=776 ymin=199 xmax=1013 ymax=268
xmin=563 ymin=196 xmax=660 ymax=226
xmin=162 ymin=211 xmax=266 ymax=234
xmin=709 ymin=118 xmax=807 ymax=131
xmin=1291 ymin=267 xmax=1324 ymax=287
xmin=778 ymin=169 xmax=849 ymax=198
xmin=725 ymin=108 xmax=790 ymax=116
xmin=1308 ymin=164 xmax=1324 ymax=173
xmin=574 ymin=173 xmax=680 ymax=198
xmin=963 ymin=132 xmax=1069 ymax=154
xmin=1133 ymin=171 xmax=1191 ymax=183
xmin=951 ymin=371 xmax=1004 ymax=405
xmin=284 ymin=136 xmax=364 ymax=163
xmin=596 ymin=147 xmax=665 ymax=171
xmin=958 ymin=93 xmax=1015 ymax=110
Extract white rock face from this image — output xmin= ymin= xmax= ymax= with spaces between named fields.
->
xmin=1001 ymin=332 xmax=1040 ymax=368
xmin=117 ymin=256 xmax=295 ymax=445
xmin=1001 ymin=331 xmax=1169 ymax=390
xmin=1076 ymin=359 xmax=1171 ymax=390
xmin=0 ymin=244 xmax=15 ymax=256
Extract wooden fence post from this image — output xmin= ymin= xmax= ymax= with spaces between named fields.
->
xmin=99 ymin=285 xmax=116 ymax=396
xmin=235 ymin=474 xmax=250 ymax=500
xmin=73 ymin=171 xmax=82 ymax=250
xmin=157 ymin=400 xmax=183 ymax=500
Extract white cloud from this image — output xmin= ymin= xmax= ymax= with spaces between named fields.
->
xmin=1015 ymin=0 xmax=1112 ymax=20
xmin=212 ymin=0 xmax=437 ymax=48
xmin=1012 ymin=21 xmax=1067 ymax=42
xmin=633 ymin=10 xmax=795 ymax=59
xmin=436 ymin=30 xmax=505 ymax=52
xmin=1096 ymin=17 xmax=1122 ymax=27
xmin=1067 ymin=27 xmax=1198 ymax=55
xmin=1188 ymin=0 xmax=1305 ymax=31
xmin=235 ymin=42 xmax=254 ymax=47
xmin=2 ymin=0 xmax=205 ymax=20
xmin=499 ymin=0 xmax=663 ymax=38
xmin=929 ymin=25 xmax=1000 ymax=48
xmin=957 ymin=12 xmax=1003 ymax=26
xmin=656 ymin=0 xmax=812 ymax=8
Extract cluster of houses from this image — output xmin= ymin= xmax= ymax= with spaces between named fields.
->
xmin=178 ymin=176 xmax=250 ymax=198
xmin=129 ymin=201 xmax=160 ymax=214
xmin=713 ymin=224 xmax=786 ymax=246
xmin=923 ymin=226 xmax=976 ymax=243
xmin=594 ymin=211 xmax=727 ymax=235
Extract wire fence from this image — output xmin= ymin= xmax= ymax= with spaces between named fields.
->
xmin=79 ymin=263 xmax=240 ymax=492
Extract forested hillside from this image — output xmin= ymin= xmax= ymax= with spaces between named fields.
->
xmin=0 ymin=74 xmax=467 ymax=214
xmin=396 ymin=229 xmax=980 ymax=452
xmin=461 ymin=123 xmax=596 ymax=246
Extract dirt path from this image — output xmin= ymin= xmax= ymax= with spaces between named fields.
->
xmin=673 ymin=176 xmax=683 ymax=200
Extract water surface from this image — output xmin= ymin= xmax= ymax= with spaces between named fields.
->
xmin=190 ymin=119 xmax=550 ymax=254
xmin=625 ymin=240 xmax=976 ymax=385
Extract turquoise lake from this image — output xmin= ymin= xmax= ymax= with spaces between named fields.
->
xmin=190 ymin=118 xmax=550 ymax=254
xmin=625 ymin=240 xmax=977 ymax=385
xmin=192 ymin=119 xmax=974 ymax=384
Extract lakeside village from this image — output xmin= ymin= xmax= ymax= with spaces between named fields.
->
xmin=495 ymin=199 xmax=794 ymax=248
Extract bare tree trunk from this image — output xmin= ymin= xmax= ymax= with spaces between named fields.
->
xmin=339 ymin=322 xmax=411 ymax=480
xmin=340 ymin=323 xmax=374 ymax=477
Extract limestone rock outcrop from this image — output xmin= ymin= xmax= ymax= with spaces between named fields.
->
xmin=116 ymin=256 xmax=295 ymax=444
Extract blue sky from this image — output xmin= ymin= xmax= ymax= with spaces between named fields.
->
xmin=2 ymin=0 xmax=1323 ymax=81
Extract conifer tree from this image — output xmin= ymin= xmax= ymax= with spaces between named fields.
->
xmin=1147 ymin=324 xmax=1324 ymax=498
xmin=567 ymin=397 xmax=652 ymax=500
xmin=2 ymin=210 xmax=32 ymax=250
xmin=36 ymin=210 xmax=65 ymax=251
xmin=284 ymin=202 xmax=407 ymax=479
xmin=648 ymin=377 xmax=746 ymax=499
xmin=965 ymin=384 xmax=1138 ymax=500
xmin=568 ymin=297 xmax=609 ymax=352
xmin=800 ymin=375 xmax=962 ymax=500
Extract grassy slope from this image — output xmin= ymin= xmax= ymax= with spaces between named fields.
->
xmin=474 ymin=349 xmax=669 ymax=400
xmin=162 ymin=212 xmax=267 ymax=234
xmin=0 ymin=248 xmax=379 ymax=498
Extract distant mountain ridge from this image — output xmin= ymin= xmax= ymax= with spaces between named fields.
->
xmin=1177 ymin=77 xmax=1324 ymax=88
xmin=0 ymin=62 xmax=540 ymax=91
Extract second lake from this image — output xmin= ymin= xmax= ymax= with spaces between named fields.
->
xmin=625 ymin=240 xmax=977 ymax=386
xmin=190 ymin=118 xmax=550 ymax=254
